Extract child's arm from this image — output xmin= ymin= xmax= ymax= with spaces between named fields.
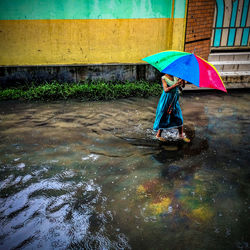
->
xmin=162 ymin=78 xmax=182 ymax=92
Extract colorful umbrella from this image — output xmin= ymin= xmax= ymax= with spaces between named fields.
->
xmin=142 ymin=50 xmax=227 ymax=92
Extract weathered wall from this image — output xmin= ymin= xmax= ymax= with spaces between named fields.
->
xmin=0 ymin=0 xmax=187 ymax=66
xmin=184 ymin=0 xmax=215 ymax=60
xmin=0 ymin=64 xmax=162 ymax=87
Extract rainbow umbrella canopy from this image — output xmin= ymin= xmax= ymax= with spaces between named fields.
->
xmin=142 ymin=50 xmax=227 ymax=92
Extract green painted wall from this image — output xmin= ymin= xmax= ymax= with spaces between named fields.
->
xmin=0 ymin=0 xmax=186 ymax=20
xmin=174 ymin=0 xmax=186 ymax=18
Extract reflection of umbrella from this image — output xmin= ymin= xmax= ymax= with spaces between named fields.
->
xmin=142 ymin=50 xmax=227 ymax=92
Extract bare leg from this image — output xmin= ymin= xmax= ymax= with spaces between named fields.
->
xmin=178 ymin=126 xmax=183 ymax=137
xmin=156 ymin=129 xmax=166 ymax=141
xmin=156 ymin=129 xmax=162 ymax=138
xmin=178 ymin=126 xmax=190 ymax=142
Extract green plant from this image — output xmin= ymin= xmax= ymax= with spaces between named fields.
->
xmin=0 ymin=81 xmax=162 ymax=101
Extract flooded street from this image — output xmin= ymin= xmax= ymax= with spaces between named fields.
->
xmin=0 ymin=92 xmax=249 ymax=250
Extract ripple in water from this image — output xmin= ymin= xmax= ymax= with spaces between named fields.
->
xmin=0 ymin=168 xmax=131 ymax=249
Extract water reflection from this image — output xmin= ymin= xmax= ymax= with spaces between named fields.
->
xmin=0 ymin=92 xmax=249 ymax=249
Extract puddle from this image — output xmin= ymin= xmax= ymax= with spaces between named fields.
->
xmin=0 ymin=92 xmax=249 ymax=249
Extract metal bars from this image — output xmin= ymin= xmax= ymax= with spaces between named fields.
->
xmin=211 ymin=0 xmax=250 ymax=47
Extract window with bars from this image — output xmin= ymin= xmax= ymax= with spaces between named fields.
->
xmin=211 ymin=0 xmax=250 ymax=47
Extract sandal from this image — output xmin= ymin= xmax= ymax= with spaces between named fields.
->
xmin=181 ymin=137 xmax=190 ymax=143
xmin=156 ymin=136 xmax=167 ymax=142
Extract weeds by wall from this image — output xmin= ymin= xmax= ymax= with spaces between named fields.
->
xmin=0 ymin=81 xmax=162 ymax=101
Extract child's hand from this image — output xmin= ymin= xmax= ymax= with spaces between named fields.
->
xmin=176 ymin=79 xmax=183 ymax=86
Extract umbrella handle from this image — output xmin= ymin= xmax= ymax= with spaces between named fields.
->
xmin=167 ymin=105 xmax=172 ymax=114
xmin=168 ymin=108 xmax=173 ymax=115
xmin=167 ymin=92 xmax=177 ymax=114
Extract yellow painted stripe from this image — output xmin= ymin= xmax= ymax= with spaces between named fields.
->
xmin=171 ymin=18 xmax=186 ymax=51
xmin=0 ymin=18 xmax=186 ymax=66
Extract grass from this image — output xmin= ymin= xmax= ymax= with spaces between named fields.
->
xmin=0 ymin=81 xmax=162 ymax=101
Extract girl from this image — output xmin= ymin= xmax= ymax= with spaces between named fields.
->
xmin=154 ymin=74 xmax=190 ymax=142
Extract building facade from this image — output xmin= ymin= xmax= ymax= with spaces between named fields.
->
xmin=0 ymin=0 xmax=249 ymax=83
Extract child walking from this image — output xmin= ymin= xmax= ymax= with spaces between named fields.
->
xmin=154 ymin=74 xmax=190 ymax=142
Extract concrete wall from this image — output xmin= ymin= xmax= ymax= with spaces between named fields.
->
xmin=0 ymin=64 xmax=161 ymax=87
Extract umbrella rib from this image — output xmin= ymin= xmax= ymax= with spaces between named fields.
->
xmin=161 ymin=54 xmax=200 ymax=86
xmin=194 ymin=55 xmax=226 ymax=91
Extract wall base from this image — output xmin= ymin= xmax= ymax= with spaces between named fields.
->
xmin=0 ymin=64 xmax=162 ymax=87
xmin=0 ymin=64 xmax=249 ymax=90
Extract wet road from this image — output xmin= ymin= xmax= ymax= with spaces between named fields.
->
xmin=0 ymin=92 xmax=249 ymax=249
